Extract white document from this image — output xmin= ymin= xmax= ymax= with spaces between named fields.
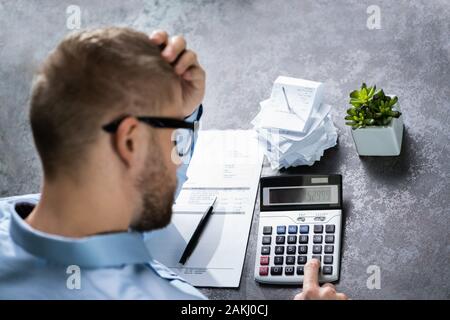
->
xmin=145 ymin=130 xmax=263 ymax=287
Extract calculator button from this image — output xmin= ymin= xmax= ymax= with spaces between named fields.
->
xmin=277 ymin=226 xmax=286 ymax=234
xmin=288 ymin=225 xmax=298 ymax=234
xmin=263 ymin=226 xmax=272 ymax=235
xmin=287 ymin=235 xmax=297 ymax=244
xmin=286 ymin=246 xmax=296 ymax=255
xmin=262 ymin=236 xmax=271 ymax=245
xmin=322 ymin=266 xmax=333 ymax=275
xmin=285 ymin=266 xmax=295 ymax=275
xmin=275 ymin=246 xmax=285 ymax=255
xmin=326 ymin=225 xmax=335 ymax=233
xmin=325 ymin=235 xmax=335 ymax=243
xmin=299 ymin=225 xmax=309 ymax=234
xmin=274 ymin=256 xmax=284 ymax=265
xmin=299 ymin=235 xmax=309 ymax=244
xmin=313 ymin=235 xmax=323 ymax=243
xmin=298 ymin=245 xmax=308 ymax=254
xmin=259 ymin=266 xmax=269 ymax=276
xmin=324 ymin=245 xmax=334 ymax=254
xmin=312 ymin=255 xmax=321 ymax=263
xmin=271 ymin=266 xmax=282 ymax=276
xmin=276 ymin=236 xmax=286 ymax=244
xmin=261 ymin=246 xmax=270 ymax=255
xmin=286 ymin=256 xmax=296 ymax=265
xmin=313 ymin=245 xmax=322 ymax=254
xmin=314 ymin=225 xmax=323 ymax=233
xmin=260 ymin=256 xmax=269 ymax=265
xmin=296 ymin=266 xmax=304 ymax=275
xmin=324 ymin=255 xmax=333 ymax=264
xmin=297 ymin=255 xmax=307 ymax=265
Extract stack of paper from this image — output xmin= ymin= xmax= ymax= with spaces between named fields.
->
xmin=252 ymin=76 xmax=338 ymax=169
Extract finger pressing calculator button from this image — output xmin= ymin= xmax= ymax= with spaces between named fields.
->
xmin=260 ymin=256 xmax=269 ymax=265
xmin=312 ymin=255 xmax=321 ymax=263
xmin=275 ymin=246 xmax=285 ymax=255
xmin=277 ymin=226 xmax=286 ymax=234
xmin=259 ymin=266 xmax=269 ymax=276
xmin=298 ymin=245 xmax=308 ymax=254
xmin=262 ymin=236 xmax=271 ymax=245
xmin=314 ymin=225 xmax=323 ymax=233
xmin=313 ymin=235 xmax=323 ymax=243
xmin=286 ymin=256 xmax=295 ymax=265
xmin=326 ymin=225 xmax=335 ymax=233
xmin=324 ymin=255 xmax=333 ymax=264
xmin=276 ymin=236 xmax=285 ymax=244
xmin=261 ymin=246 xmax=270 ymax=255
xmin=313 ymin=245 xmax=322 ymax=254
xmin=299 ymin=235 xmax=308 ymax=244
xmin=325 ymin=235 xmax=335 ymax=243
xmin=271 ymin=266 xmax=282 ymax=276
xmin=322 ymin=266 xmax=333 ymax=275
xmin=324 ymin=245 xmax=334 ymax=254
xmin=263 ymin=226 xmax=272 ymax=235
xmin=287 ymin=235 xmax=297 ymax=244
xmin=299 ymin=225 xmax=309 ymax=234
xmin=297 ymin=255 xmax=307 ymax=265
xmin=288 ymin=225 xmax=298 ymax=234
xmin=296 ymin=266 xmax=304 ymax=275
xmin=285 ymin=266 xmax=295 ymax=275
xmin=274 ymin=256 xmax=284 ymax=265
xmin=287 ymin=246 xmax=296 ymax=255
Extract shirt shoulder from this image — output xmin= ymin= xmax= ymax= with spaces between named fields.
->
xmin=0 ymin=194 xmax=206 ymax=300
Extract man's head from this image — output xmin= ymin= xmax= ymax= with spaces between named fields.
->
xmin=30 ymin=27 xmax=185 ymax=231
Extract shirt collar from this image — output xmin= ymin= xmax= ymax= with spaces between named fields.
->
xmin=8 ymin=198 xmax=153 ymax=268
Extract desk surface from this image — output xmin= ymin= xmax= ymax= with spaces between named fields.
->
xmin=0 ymin=0 xmax=449 ymax=299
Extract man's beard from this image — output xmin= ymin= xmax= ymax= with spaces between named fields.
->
xmin=131 ymin=148 xmax=177 ymax=232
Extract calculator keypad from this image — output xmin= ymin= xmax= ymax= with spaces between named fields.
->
xmin=258 ymin=224 xmax=336 ymax=278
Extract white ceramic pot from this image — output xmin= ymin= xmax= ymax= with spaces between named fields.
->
xmin=350 ymin=102 xmax=403 ymax=156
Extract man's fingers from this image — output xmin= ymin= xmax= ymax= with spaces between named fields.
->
xmin=149 ymin=30 xmax=169 ymax=47
xmin=162 ymin=35 xmax=187 ymax=63
xmin=174 ymin=50 xmax=198 ymax=75
xmin=293 ymin=292 xmax=305 ymax=300
xmin=321 ymin=283 xmax=336 ymax=290
xmin=336 ymin=293 xmax=349 ymax=300
xmin=183 ymin=65 xmax=205 ymax=81
xmin=303 ymin=259 xmax=320 ymax=291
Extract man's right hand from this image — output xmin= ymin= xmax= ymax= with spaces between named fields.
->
xmin=294 ymin=259 xmax=348 ymax=300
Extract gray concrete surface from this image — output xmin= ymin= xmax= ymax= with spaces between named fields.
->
xmin=0 ymin=0 xmax=449 ymax=299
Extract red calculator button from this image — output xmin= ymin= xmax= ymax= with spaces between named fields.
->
xmin=259 ymin=266 xmax=269 ymax=276
xmin=260 ymin=256 xmax=269 ymax=265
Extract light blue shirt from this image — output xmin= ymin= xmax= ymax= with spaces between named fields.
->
xmin=0 ymin=106 xmax=206 ymax=300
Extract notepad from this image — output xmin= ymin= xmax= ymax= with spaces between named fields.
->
xmin=270 ymin=76 xmax=324 ymax=132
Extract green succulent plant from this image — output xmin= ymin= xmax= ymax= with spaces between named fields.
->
xmin=345 ymin=83 xmax=401 ymax=129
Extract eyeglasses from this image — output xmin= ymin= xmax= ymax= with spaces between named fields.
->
xmin=102 ymin=116 xmax=198 ymax=157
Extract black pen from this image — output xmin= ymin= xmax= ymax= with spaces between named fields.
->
xmin=179 ymin=196 xmax=217 ymax=265
xmin=282 ymin=86 xmax=293 ymax=113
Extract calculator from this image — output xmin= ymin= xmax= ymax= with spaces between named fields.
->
xmin=254 ymin=174 xmax=343 ymax=284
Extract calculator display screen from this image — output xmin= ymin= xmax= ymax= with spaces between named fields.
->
xmin=268 ymin=185 xmax=338 ymax=205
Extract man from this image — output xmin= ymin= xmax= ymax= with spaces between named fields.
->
xmin=0 ymin=27 xmax=347 ymax=300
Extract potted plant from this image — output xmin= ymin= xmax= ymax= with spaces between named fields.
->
xmin=345 ymin=83 xmax=404 ymax=156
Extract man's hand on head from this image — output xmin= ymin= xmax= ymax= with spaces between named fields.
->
xmin=149 ymin=30 xmax=206 ymax=118
xmin=294 ymin=259 xmax=348 ymax=300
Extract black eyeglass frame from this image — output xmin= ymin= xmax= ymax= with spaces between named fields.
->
xmin=102 ymin=115 xmax=196 ymax=133
xmin=102 ymin=115 xmax=199 ymax=157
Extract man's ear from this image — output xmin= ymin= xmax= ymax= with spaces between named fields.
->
xmin=114 ymin=117 xmax=141 ymax=168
